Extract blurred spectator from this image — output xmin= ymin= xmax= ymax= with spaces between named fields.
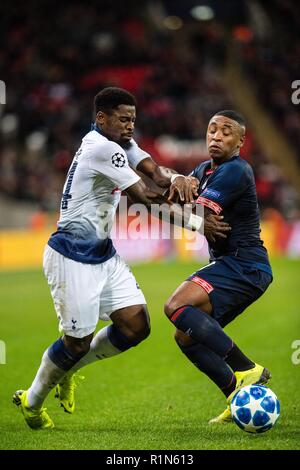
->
xmin=235 ymin=0 xmax=300 ymax=159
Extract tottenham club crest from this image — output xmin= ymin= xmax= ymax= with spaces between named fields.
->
xmin=112 ymin=153 xmax=126 ymax=168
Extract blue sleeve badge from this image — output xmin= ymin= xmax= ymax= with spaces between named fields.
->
xmin=202 ymin=188 xmax=221 ymax=199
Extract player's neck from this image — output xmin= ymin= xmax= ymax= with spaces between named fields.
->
xmin=211 ymin=154 xmax=239 ymax=169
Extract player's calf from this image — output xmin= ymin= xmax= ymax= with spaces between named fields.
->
xmin=174 ymin=329 xmax=195 ymax=348
xmin=54 ymin=308 xmax=151 ymax=415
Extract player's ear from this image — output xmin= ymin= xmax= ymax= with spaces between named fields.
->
xmin=238 ymin=134 xmax=245 ymax=149
xmin=238 ymin=127 xmax=245 ymax=149
xmin=96 ymin=111 xmax=105 ymax=125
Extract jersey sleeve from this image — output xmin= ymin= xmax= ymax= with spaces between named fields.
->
xmin=189 ymin=162 xmax=208 ymax=180
xmin=124 ymin=139 xmax=151 ymax=169
xmin=196 ymin=164 xmax=248 ymax=214
xmin=89 ymin=141 xmax=140 ymax=191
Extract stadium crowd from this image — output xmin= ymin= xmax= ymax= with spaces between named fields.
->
xmin=0 ymin=0 xmax=298 ymax=218
xmin=236 ymin=0 xmax=300 ymax=161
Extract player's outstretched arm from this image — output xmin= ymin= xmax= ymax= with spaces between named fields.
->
xmin=126 ymin=178 xmax=200 ymax=230
xmin=125 ymin=179 xmax=230 ymax=237
xmin=136 ymin=157 xmax=199 ymax=204
xmin=136 ymin=157 xmax=172 ymax=188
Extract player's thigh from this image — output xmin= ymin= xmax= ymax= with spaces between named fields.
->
xmin=43 ymin=245 xmax=103 ymax=338
xmin=165 ymin=280 xmax=213 ymax=317
xmin=99 ymin=254 xmax=147 ymax=323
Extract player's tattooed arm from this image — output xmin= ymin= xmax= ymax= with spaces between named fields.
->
xmin=136 ymin=157 xmax=199 ymax=204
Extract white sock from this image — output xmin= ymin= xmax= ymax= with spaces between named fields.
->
xmin=27 ymin=327 xmax=122 ymax=407
xmin=70 ymin=326 xmax=121 ymax=373
xmin=27 ymin=350 xmax=67 ymax=408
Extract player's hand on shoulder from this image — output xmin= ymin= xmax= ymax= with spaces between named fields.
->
xmin=204 ymin=212 xmax=231 ymax=243
xmin=168 ymin=175 xmax=199 ymax=204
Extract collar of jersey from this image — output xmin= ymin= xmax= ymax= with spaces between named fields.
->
xmin=91 ymin=122 xmax=104 ymax=135
xmin=220 ymin=154 xmax=240 ymax=164
xmin=210 ymin=154 xmax=240 ymax=170
xmin=91 ymin=122 xmax=130 ymax=150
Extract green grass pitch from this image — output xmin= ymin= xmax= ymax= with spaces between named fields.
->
xmin=0 ymin=258 xmax=299 ymax=450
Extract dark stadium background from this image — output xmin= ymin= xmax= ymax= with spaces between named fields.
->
xmin=0 ymin=0 xmax=299 ymax=450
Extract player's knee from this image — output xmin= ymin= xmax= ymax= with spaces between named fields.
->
xmin=111 ymin=305 xmax=151 ymax=344
xmin=127 ymin=323 xmax=151 ymax=344
xmin=138 ymin=324 xmax=151 ymax=342
xmin=68 ymin=341 xmax=90 ymax=357
xmin=164 ymin=298 xmax=180 ymax=319
xmin=63 ymin=335 xmax=92 ymax=357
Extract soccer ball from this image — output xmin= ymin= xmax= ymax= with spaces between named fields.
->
xmin=230 ymin=385 xmax=280 ymax=433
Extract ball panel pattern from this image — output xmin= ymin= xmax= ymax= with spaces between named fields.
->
xmin=230 ymin=385 xmax=280 ymax=434
xmin=235 ymin=390 xmax=250 ymax=407
xmin=250 ymin=385 xmax=267 ymax=400
xmin=252 ymin=410 xmax=270 ymax=427
xmin=236 ymin=407 xmax=252 ymax=424
xmin=261 ymin=396 xmax=276 ymax=413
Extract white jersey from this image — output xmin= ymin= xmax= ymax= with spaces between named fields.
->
xmin=123 ymin=137 xmax=151 ymax=169
xmin=48 ymin=128 xmax=147 ymax=264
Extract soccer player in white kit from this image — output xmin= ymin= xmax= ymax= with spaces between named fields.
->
xmin=13 ymin=88 xmax=230 ymax=429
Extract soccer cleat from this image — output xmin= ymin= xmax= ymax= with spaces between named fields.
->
xmin=13 ymin=390 xmax=54 ymax=430
xmin=209 ymin=363 xmax=271 ymax=424
xmin=235 ymin=363 xmax=271 ymax=391
xmin=209 ymin=405 xmax=232 ymax=424
xmin=55 ymin=371 xmax=84 ymax=414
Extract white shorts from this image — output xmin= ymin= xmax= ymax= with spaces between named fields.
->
xmin=43 ymin=245 xmax=146 ymax=338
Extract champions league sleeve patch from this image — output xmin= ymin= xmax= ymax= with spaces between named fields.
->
xmin=111 ymin=153 xmax=126 ymax=168
xmin=202 ymin=188 xmax=221 ymax=199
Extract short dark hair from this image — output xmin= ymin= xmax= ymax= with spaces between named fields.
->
xmin=214 ymin=110 xmax=246 ymax=127
xmin=94 ymin=87 xmax=137 ymax=114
